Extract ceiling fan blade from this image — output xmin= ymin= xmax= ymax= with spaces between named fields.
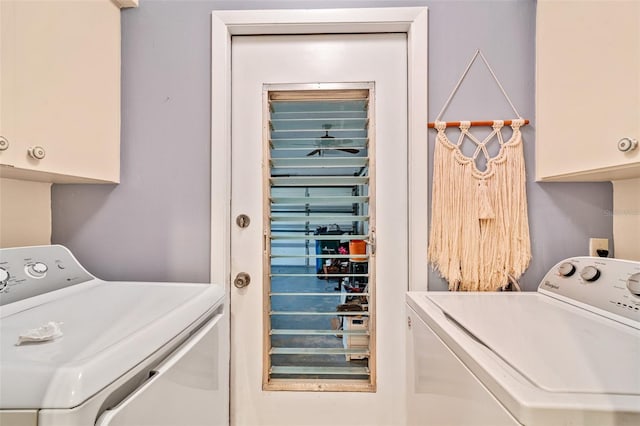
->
xmin=337 ymin=148 xmax=360 ymax=154
xmin=307 ymin=128 xmax=358 ymax=156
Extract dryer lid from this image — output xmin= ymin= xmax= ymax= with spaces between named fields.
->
xmin=427 ymin=293 xmax=640 ymax=395
xmin=0 ymin=280 xmax=224 ymax=409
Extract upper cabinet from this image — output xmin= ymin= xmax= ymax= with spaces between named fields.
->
xmin=536 ymin=0 xmax=640 ymax=182
xmin=0 ymin=0 xmax=130 ymax=184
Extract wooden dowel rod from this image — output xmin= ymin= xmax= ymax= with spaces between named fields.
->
xmin=427 ymin=119 xmax=529 ymax=128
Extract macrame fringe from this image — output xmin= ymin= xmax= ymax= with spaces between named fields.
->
xmin=428 ymin=121 xmax=531 ymax=291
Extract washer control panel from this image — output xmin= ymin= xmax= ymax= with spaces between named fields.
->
xmin=0 ymin=245 xmax=93 ymax=306
xmin=539 ymin=256 xmax=640 ymax=324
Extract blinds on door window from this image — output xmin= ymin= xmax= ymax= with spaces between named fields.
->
xmin=264 ymin=87 xmax=375 ymax=390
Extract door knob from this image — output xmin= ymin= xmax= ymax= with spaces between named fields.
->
xmin=236 ymin=214 xmax=251 ymax=228
xmin=234 ymin=272 xmax=251 ymax=288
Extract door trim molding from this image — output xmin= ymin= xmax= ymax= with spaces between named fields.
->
xmin=210 ymin=7 xmax=429 ymax=296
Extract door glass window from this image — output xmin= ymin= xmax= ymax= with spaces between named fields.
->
xmin=264 ymin=86 xmax=375 ymax=391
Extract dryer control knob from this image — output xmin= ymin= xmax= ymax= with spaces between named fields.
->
xmin=580 ymin=265 xmax=601 ymax=282
xmin=558 ymin=262 xmax=576 ymax=277
xmin=627 ymin=273 xmax=640 ymax=296
xmin=0 ymin=267 xmax=9 ymax=285
xmin=27 ymin=262 xmax=48 ymax=278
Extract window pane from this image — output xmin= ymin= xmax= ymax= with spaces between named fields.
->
xmin=264 ymin=88 xmax=374 ymax=389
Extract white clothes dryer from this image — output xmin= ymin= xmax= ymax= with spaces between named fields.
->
xmin=407 ymin=256 xmax=640 ymax=426
xmin=0 ymin=245 xmax=228 ymax=426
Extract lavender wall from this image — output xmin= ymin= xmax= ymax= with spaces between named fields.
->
xmin=52 ymin=0 xmax=612 ymax=289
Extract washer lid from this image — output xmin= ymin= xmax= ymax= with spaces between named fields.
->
xmin=0 ymin=280 xmax=224 ymax=409
xmin=427 ymin=293 xmax=640 ymax=395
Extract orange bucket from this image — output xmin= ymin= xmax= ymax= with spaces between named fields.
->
xmin=349 ymin=240 xmax=367 ymax=262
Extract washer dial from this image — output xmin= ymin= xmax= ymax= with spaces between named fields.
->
xmin=558 ymin=262 xmax=576 ymax=277
xmin=26 ymin=262 xmax=48 ymax=278
xmin=627 ymin=272 xmax=640 ymax=296
xmin=580 ymin=265 xmax=601 ymax=282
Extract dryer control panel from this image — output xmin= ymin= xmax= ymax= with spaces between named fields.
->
xmin=539 ymin=256 xmax=640 ymax=326
xmin=0 ymin=245 xmax=93 ymax=306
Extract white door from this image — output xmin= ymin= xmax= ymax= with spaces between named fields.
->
xmin=231 ymin=33 xmax=407 ymax=426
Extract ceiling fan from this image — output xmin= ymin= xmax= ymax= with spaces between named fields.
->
xmin=306 ymin=127 xmax=360 ymax=157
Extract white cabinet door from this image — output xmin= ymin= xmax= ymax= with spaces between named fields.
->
xmin=0 ymin=0 xmax=120 ymax=183
xmin=536 ymin=0 xmax=640 ymax=181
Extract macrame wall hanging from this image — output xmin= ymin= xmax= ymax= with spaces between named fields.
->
xmin=427 ymin=50 xmax=531 ymax=292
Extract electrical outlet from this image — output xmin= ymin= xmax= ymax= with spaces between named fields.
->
xmin=589 ymin=238 xmax=609 ymax=257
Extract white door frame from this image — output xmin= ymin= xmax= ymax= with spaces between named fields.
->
xmin=210 ymin=7 xmax=429 ymax=296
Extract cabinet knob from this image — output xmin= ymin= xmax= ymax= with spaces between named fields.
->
xmin=0 ymin=136 xmax=8 ymax=151
xmin=617 ymin=137 xmax=638 ymax=152
xmin=28 ymin=146 xmax=46 ymax=160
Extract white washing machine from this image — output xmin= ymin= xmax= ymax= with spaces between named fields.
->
xmin=407 ymin=256 xmax=640 ymax=426
xmin=0 ymin=245 xmax=229 ymax=426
